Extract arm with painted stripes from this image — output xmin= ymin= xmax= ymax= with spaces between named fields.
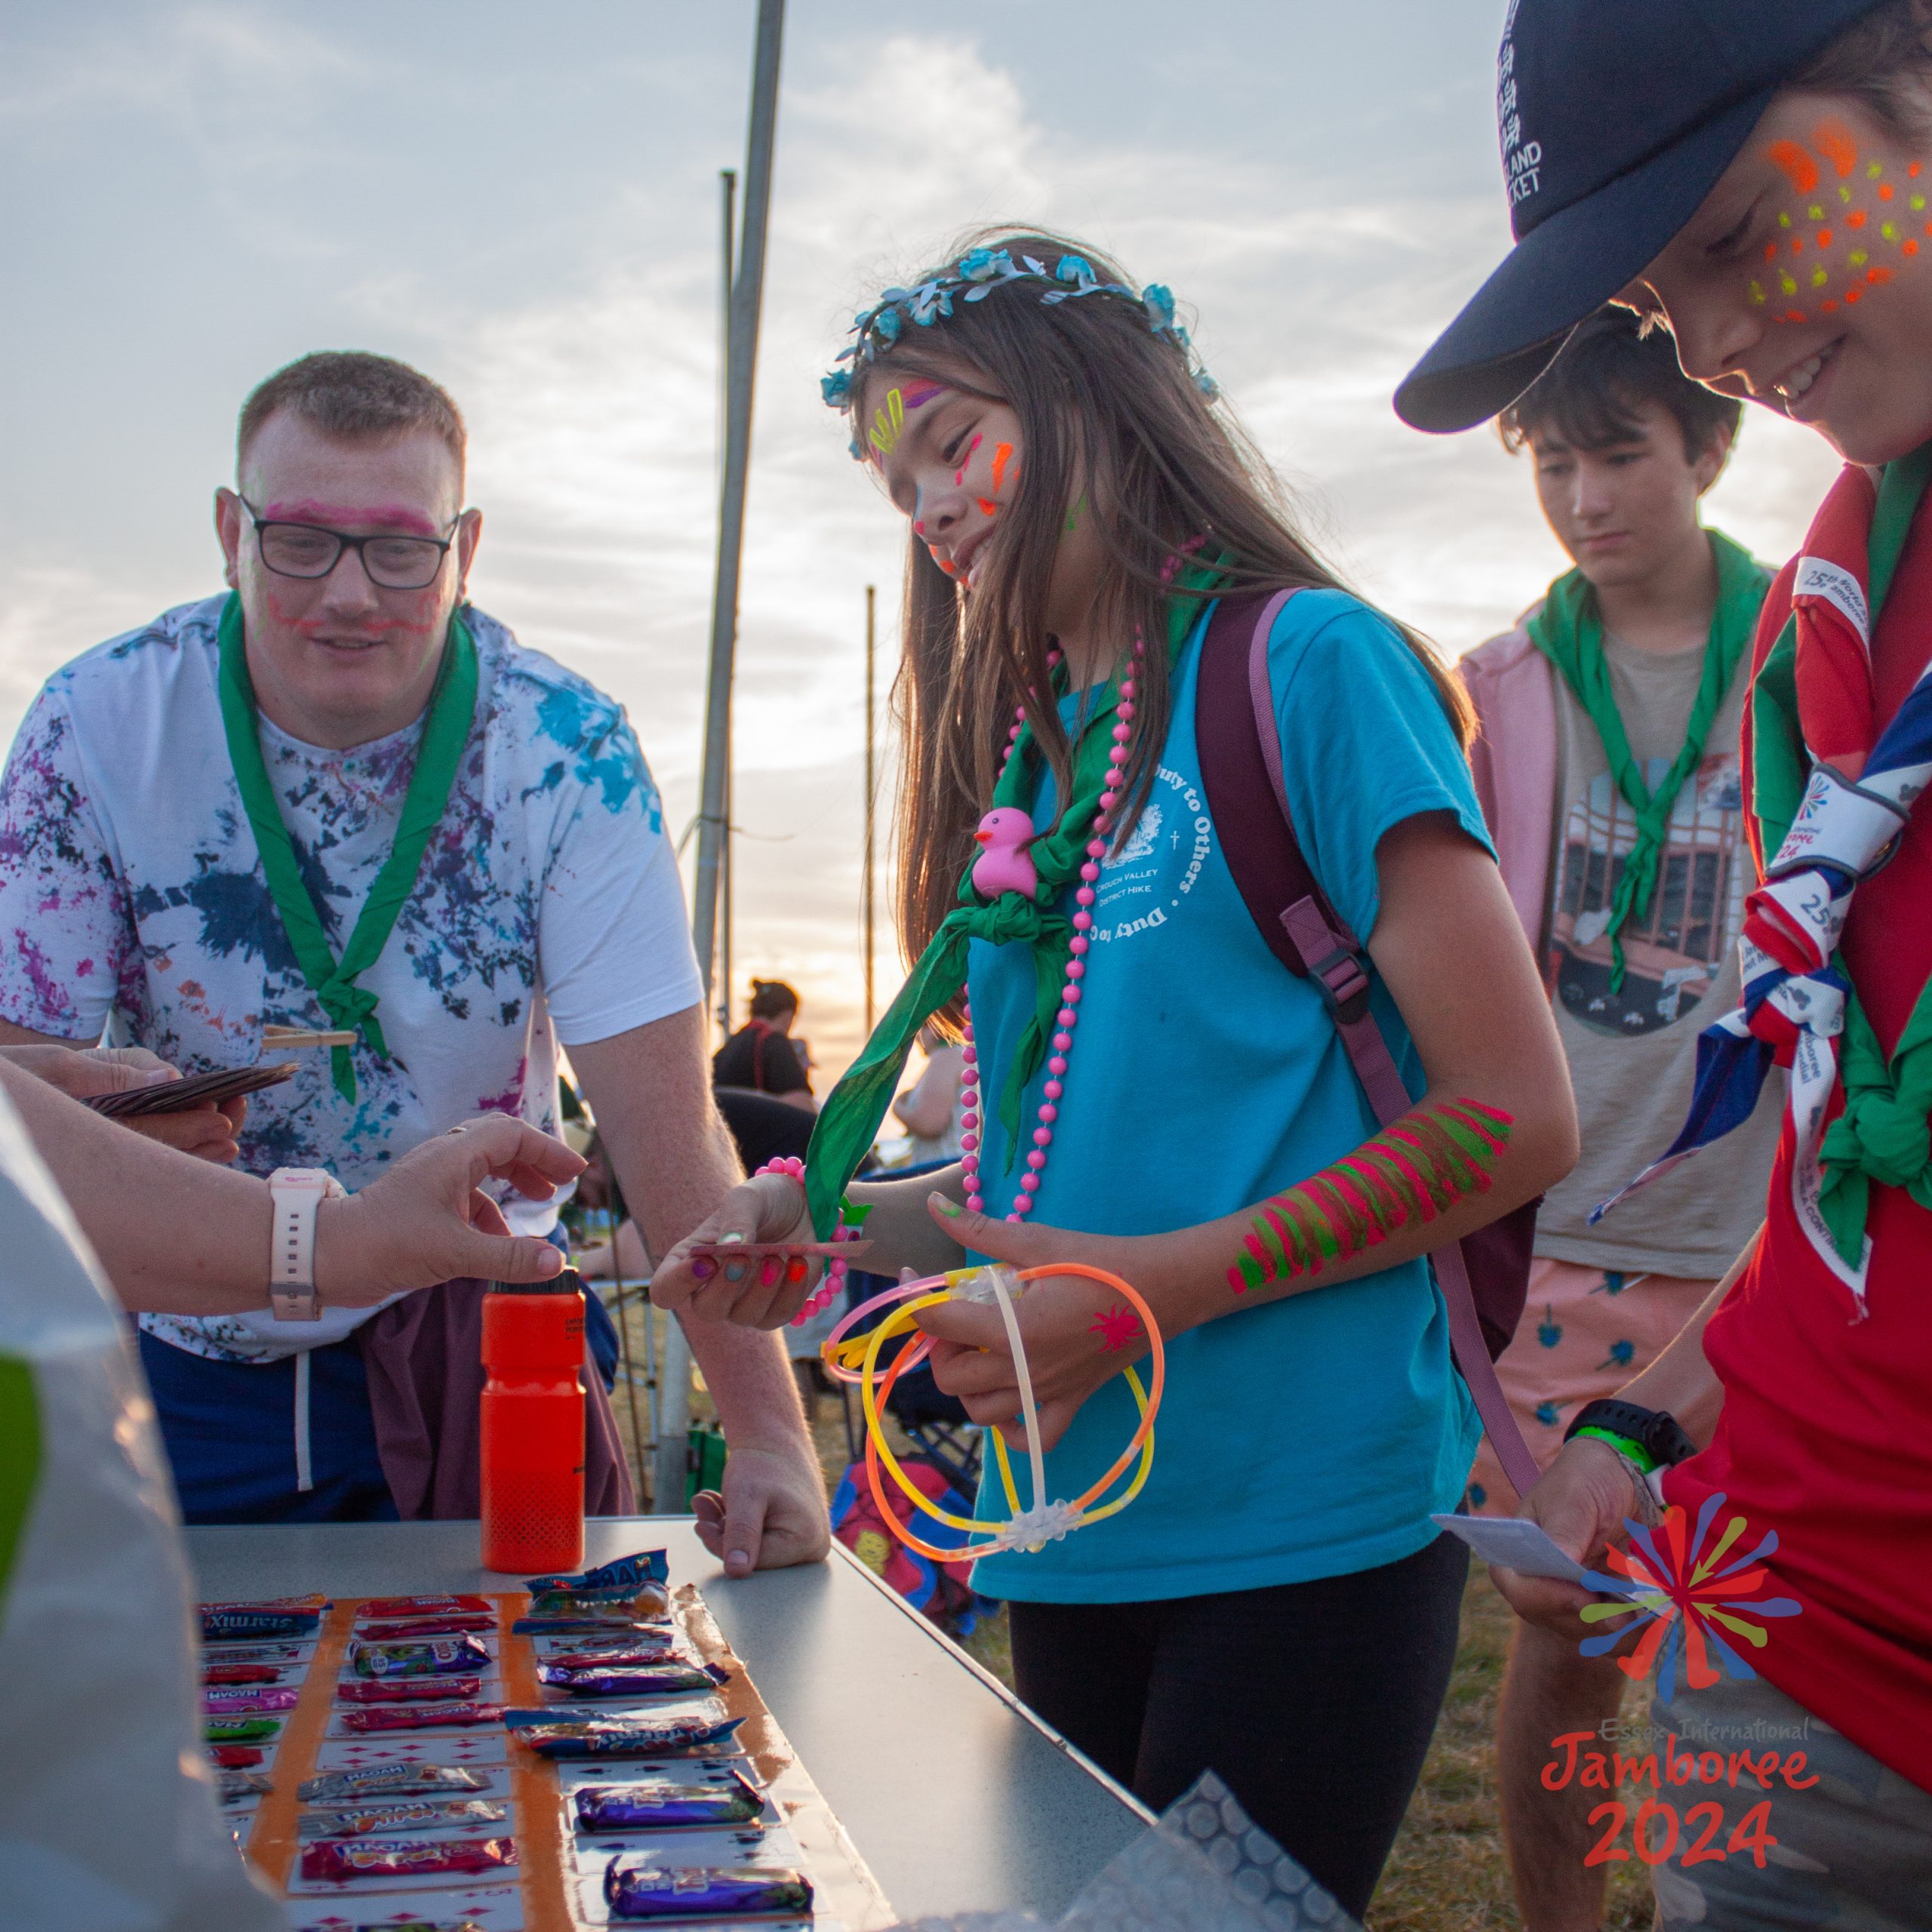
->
xmin=915 ymin=817 xmax=1580 ymax=1448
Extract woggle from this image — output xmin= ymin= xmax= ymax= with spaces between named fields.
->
xmin=821 ymin=1261 xmax=1164 ymax=1561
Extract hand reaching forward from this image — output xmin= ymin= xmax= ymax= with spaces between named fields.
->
xmin=692 ymin=1442 xmax=832 ymax=1578
xmin=0 ymin=1043 xmax=250 ymax=1162
xmin=1487 ymin=1435 xmax=1647 ymax=1641
xmin=651 ymin=1171 xmax=857 ymax=1328
xmin=912 ymin=1192 xmax=1159 ymax=1451
xmin=315 ymin=1115 xmax=587 ymax=1305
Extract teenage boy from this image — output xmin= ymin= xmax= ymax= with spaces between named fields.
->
xmin=1401 ymin=2 xmax=1932 ymax=1927
xmin=1457 ymin=307 xmax=1783 ymax=1930
xmin=0 ymin=351 xmax=826 ymax=1576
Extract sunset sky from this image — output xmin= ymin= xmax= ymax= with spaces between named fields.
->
xmin=0 ymin=2 xmax=1842 ymax=1096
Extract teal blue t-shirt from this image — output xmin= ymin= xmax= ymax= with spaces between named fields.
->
xmin=967 ymin=589 xmax=1490 ymax=1604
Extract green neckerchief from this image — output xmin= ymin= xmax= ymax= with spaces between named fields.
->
xmin=1750 ymin=444 xmax=1932 ymax=1266
xmin=804 ymin=566 xmax=1219 ymax=1239
xmin=1527 ymin=529 xmax=1768 ymax=993
xmin=215 ymin=591 xmax=479 ymax=1103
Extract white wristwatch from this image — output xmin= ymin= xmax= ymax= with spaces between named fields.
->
xmin=267 ymin=1167 xmax=346 ymax=1321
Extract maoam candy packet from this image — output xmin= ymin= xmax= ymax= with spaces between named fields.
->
xmin=296 ymin=1833 xmax=517 ymax=1890
xmin=298 ymin=1798 xmax=509 ymax=1839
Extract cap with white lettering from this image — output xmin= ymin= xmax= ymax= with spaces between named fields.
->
xmin=1395 ymin=0 xmax=1888 ymax=433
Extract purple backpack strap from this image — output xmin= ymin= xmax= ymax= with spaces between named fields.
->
xmin=1200 ymin=588 xmax=1540 ymax=1502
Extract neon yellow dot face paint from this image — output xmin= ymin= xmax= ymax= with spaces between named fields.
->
xmin=1754 ymin=121 xmax=1923 ymax=326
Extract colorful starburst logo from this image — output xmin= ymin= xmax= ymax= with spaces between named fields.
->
xmin=1577 ymin=1492 xmax=1802 ymax=1700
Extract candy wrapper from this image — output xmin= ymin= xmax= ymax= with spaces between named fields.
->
xmin=604 ymin=1862 xmax=811 ymax=1921
xmin=350 ymin=1635 xmax=491 ymax=1678
xmin=298 ymin=1799 xmax=508 ymax=1839
xmin=204 ymin=1662 xmax=288 ymax=1686
xmin=339 ymin=1700 xmax=506 ymax=1733
xmin=205 ymin=1715 xmax=281 ymax=1743
xmin=208 ymin=1745 xmax=265 ymax=1768
xmin=293 ymin=1921 xmax=485 ymax=1932
xmin=511 ymin=1614 xmax=672 ymax=1638
xmin=357 ymin=1613 xmax=497 ymax=1640
xmin=202 ymin=1595 xmax=327 ymax=1641
xmin=299 ymin=1834 xmax=517 ymax=1884
xmin=503 ymin=1706 xmax=743 ymax=1759
xmin=540 ymin=1635 xmax=691 ymax=1669
xmin=525 ymin=1550 xmax=668 ymax=1594
xmin=573 ymin=1769 xmax=764 ymax=1832
xmin=521 ymin=1584 xmax=671 ymax=1621
xmin=215 ymin=1770 xmax=274 ymax=1805
xmin=204 ymin=1686 xmax=300 ymax=1714
xmin=336 ymin=1675 xmax=485 ymax=1705
xmin=359 ymin=1593 xmax=493 ymax=1620
xmin=537 ymin=1662 xmax=727 ymax=1699
xmin=299 ymin=1761 xmax=491 ymax=1804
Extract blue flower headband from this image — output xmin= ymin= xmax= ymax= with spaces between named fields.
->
xmin=823 ymin=247 xmax=1217 ymax=458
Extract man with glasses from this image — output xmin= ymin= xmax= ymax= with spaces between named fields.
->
xmin=0 ymin=351 xmax=828 ymax=1575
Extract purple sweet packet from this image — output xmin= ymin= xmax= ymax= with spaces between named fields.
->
xmin=603 ymin=1862 xmax=812 ymax=1920
xmin=572 ymin=1767 xmax=764 ymax=1831
xmin=537 ymin=1662 xmax=728 ymax=1699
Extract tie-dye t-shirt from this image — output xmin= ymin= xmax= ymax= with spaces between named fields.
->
xmin=0 ymin=594 xmax=702 ymax=1361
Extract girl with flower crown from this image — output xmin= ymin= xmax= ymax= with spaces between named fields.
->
xmin=651 ymin=229 xmax=1579 ymax=1914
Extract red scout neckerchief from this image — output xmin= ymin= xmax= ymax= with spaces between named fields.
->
xmin=1595 ymin=445 xmax=1932 ymax=1313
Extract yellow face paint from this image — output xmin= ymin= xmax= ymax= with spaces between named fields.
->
xmin=1754 ymin=123 xmax=1924 ymax=323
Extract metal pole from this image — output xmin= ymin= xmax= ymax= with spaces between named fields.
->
xmin=715 ymin=168 xmax=737 ymax=1039
xmin=863 ymin=586 xmax=876 ymax=1035
xmin=691 ymin=0 xmax=783 ymax=1001
xmin=665 ymin=12 xmax=781 ymax=1514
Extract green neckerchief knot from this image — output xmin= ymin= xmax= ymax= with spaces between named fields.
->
xmin=1527 ymin=529 xmax=1768 ymax=994
xmin=804 ymin=565 xmax=1219 ymax=1239
xmin=215 ymin=591 xmax=479 ymax=1103
xmin=1748 ymin=442 xmax=1932 ymax=1266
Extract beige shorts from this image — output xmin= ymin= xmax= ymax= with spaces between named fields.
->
xmin=1463 ymin=1255 xmax=1713 ymax=1516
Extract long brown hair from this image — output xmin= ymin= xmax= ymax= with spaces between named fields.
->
xmin=850 ymin=226 xmax=1473 ymax=969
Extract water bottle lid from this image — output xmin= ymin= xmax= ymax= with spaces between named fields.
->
xmin=488 ymin=1267 xmax=583 ymax=1296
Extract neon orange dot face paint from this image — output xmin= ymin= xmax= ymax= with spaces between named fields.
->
xmin=1748 ymin=119 xmax=1923 ymax=326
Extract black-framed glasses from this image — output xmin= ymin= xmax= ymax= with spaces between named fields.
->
xmin=238 ymin=495 xmax=460 ymax=591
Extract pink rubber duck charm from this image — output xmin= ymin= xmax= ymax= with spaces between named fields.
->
xmin=971 ymin=808 xmax=1038 ymax=900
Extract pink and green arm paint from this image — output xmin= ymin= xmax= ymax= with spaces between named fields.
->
xmin=1229 ymin=1097 xmax=1515 ymax=1295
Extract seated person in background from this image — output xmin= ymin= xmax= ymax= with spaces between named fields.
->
xmin=1455 ymin=309 xmax=1780 ymax=1932
xmin=891 ymin=1023 xmax=966 ymax=1164
xmin=712 ymin=979 xmax=816 ymax=1110
xmin=0 ymin=349 xmax=824 ymax=1574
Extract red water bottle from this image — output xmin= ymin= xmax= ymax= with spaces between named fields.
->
xmin=480 ymin=1272 xmax=586 ymax=1574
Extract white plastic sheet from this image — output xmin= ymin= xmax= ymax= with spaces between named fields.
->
xmin=0 ymin=1088 xmax=280 ymax=1932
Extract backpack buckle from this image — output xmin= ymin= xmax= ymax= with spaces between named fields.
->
xmin=1309 ymin=944 xmax=1373 ymax=1024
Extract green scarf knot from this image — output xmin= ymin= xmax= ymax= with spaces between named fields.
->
xmin=216 ymin=592 xmax=478 ymax=1104
xmin=1527 ymin=530 xmax=1768 ymax=993
xmin=1823 ymin=1091 xmax=1930 ymax=1192
xmin=803 ymin=564 xmax=1220 ymax=1239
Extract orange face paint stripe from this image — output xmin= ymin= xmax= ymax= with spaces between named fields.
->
xmin=1767 ymin=139 xmax=1820 ymax=195
xmin=1812 ymin=120 xmax=1859 ymax=178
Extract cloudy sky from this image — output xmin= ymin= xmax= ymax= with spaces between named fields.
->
xmin=0 ymin=1 xmax=1841 ymax=1094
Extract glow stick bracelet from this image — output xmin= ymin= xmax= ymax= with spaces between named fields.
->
xmin=824 ymin=1263 xmax=1164 ymax=1561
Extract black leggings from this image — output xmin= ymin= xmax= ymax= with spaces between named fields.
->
xmin=1008 ymin=1530 xmax=1467 ymax=1921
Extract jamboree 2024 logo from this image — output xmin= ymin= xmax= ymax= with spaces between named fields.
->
xmin=1543 ymin=1492 xmax=1806 ymax=1872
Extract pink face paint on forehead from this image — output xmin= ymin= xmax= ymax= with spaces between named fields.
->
xmin=261 ymin=500 xmax=446 ymax=536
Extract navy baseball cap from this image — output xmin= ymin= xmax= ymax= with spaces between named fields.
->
xmin=1395 ymin=0 xmax=1888 ymax=433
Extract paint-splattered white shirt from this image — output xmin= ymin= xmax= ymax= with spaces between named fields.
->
xmin=0 ymin=593 xmax=702 ymax=1360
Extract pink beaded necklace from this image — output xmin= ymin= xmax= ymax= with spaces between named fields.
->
xmin=958 ymin=635 xmax=1143 ymax=1220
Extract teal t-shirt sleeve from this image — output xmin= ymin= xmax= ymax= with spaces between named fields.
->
xmin=1269 ymin=589 xmax=1494 ymax=946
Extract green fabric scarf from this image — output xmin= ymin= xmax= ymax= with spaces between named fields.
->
xmin=1748 ymin=447 xmax=1932 ymax=1266
xmin=804 ymin=570 xmax=1217 ymax=1240
xmin=216 ymin=592 xmax=479 ymax=1103
xmin=1527 ymin=529 xmax=1769 ymax=992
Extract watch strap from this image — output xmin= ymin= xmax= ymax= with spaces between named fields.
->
xmin=1564 ymin=1397 xmax=1697 ymax=1469
xmin=268 ymin=1168 xmax=346 ymax=1321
